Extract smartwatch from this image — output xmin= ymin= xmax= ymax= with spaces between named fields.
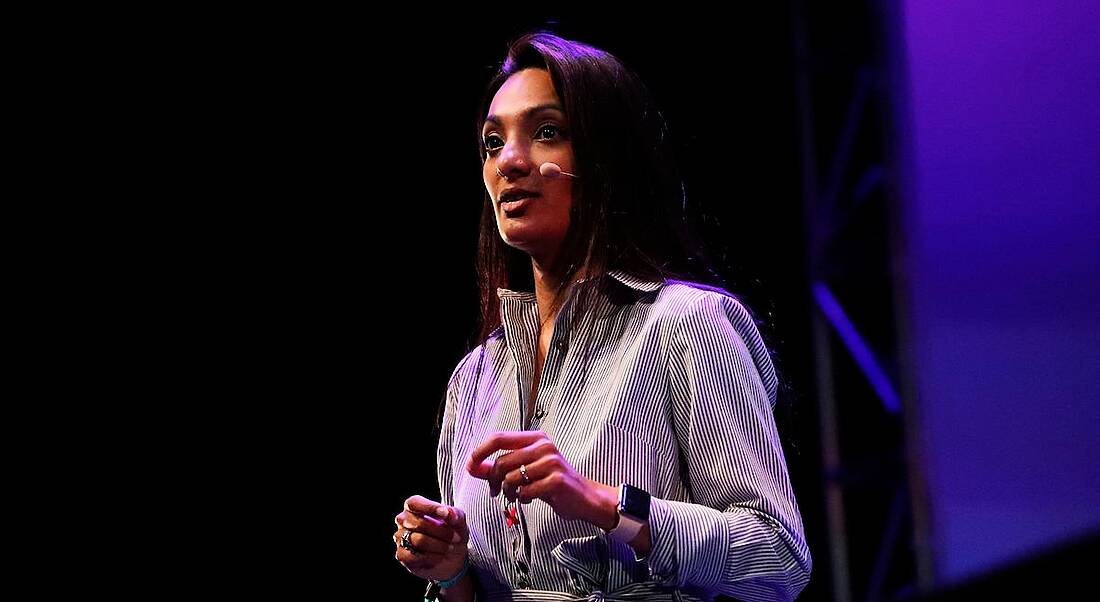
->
xmin=605 ymin=483 xmax=650 ymax=543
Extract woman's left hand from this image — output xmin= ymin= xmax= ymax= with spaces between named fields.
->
xmin=466 ymin=430 xmax=618 ymax=529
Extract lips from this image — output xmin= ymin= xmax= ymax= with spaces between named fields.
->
xmin=499 ymin=188 xmax=540 ymax=216
xmin=499 ymin=189 xmax=539 ymax=204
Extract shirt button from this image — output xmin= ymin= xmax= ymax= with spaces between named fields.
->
xmin=554 ymin=339 xmax=568 ymax=352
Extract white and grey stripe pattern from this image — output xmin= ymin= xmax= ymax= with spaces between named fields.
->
xmin=437 ymin=271 xmax=812 ymax=601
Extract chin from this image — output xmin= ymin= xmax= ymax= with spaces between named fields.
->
xmin=497 ymin=213 xmax=568 ymax=256
xmin=500 ymin=234 xmax=538 ymax=255
xmin=499 ymin=228 xmax=548 ymax=255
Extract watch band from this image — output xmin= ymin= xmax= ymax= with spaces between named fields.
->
xmin=606 ymin=483 xmax=650 ymax=543
xmin=607 ymin=508 xmax=645 ymax=542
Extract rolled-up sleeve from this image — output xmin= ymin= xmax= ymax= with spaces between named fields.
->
xmin=645 ymin=293 xmax=812 ymax=601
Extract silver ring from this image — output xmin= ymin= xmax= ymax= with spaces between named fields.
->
xmin=520 ymin=464 xmax=530 ymax=484
xmin=400 ymin=529 xmax=414 ymax=551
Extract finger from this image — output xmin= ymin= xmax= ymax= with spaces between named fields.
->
xmin=401 ymin=504 xmax=469 ymax=543
xmin=406 ymin=529 xmax=458 ymax=555
xmin=503 ymin=483 xmax=526 ymax=502
xmin=406 ymin=497 xmax=464 ymax=529
xmin=486 ymin=438 xmax=557 ymax=496
xmin=500 ymin=456 xmax=535 ymax=500
xmin=426 ymin=503 xmax=468 ymax=535
xmin=515 ymin=471 xmax=567 ymax=505
xmin=400 ymin=512 xmax=462 ymax=544
xmin=449 ymin=506 xmax=470 ymax=540
xmin=502 ymin=456 xmax=543 ymax=500
xmin=399 ymin=511 xmax=443 ymax=531
xmin=509 ymin=455 xmax=565 ymax=503
xmin=395 ymin=545 xmax=446 ymax=568
xmin=394 ymin=527 xmax=455 ymax=556
xmin=395 ymin=510 xmax=431 ymax=527
xmin=405 ymin=495 xmax=449 ymax=517
xmin=467 ymin=431 xmax=546 ymax=478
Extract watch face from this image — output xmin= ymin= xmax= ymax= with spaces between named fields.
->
xmin=619 ymin=484 xmax=651 ymax=521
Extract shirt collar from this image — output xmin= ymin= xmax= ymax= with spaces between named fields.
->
xmin=605 ymin=270 xmax=664 ymax=293
xmin=496 ymin=270 xmax=664 ymax=300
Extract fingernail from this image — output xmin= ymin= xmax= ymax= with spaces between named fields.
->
xmin=448 ymin=543 xmax=456 ymax=552
xmin=452 ymin=532 xmax=462 ymax=543
xmin=435 ymin=507 xmax=449 ymax=519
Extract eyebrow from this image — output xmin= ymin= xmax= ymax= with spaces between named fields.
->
xmin=483 ymin=103 xmax=565 ymax=128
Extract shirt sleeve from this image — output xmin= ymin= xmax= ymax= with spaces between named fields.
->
xmin=645 ymin=292 xmax=812 ymax=601
xmin=437 ymin=348 xmax=478 ymax=507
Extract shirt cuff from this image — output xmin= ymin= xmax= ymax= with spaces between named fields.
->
xmin=645 ymin=496 xmax=731 ymax=588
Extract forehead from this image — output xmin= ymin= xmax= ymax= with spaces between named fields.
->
xmin=486 ymin=68 xmax=562 ymax=122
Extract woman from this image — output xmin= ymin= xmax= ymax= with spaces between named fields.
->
xmin=394 ymin=32 xmax=812 ymax=601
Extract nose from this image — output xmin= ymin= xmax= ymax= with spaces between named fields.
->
xmin=495 ymin=138 xmax=532 ymax=180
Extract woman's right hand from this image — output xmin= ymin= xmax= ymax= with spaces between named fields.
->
xmin=393 ymin=495 xmax=470 ymax=582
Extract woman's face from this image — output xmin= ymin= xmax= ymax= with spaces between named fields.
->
xmin=482 ymin=68 xmax=576 ymax=266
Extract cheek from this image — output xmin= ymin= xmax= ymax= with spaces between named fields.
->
xmin=482 ymin=165 xmax=494 ymax=195
xmin=551 ymin=184 xmax=575 ymax=223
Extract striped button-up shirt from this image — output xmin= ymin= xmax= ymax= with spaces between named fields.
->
xmin=438 ymin=271 xmax=811 ymax=601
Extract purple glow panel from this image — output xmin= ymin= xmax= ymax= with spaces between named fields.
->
xmin=900 ymin=0 xmax=1100 ymax=586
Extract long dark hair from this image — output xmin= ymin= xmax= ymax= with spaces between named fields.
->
xmin=473 ymin=32 xmax=720 ymax=343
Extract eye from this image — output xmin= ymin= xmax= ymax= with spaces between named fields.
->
xmin=483 ymin=134 xmax=503 ymax=155
xmin=535 ymin=124 xmax=563 ymax=140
